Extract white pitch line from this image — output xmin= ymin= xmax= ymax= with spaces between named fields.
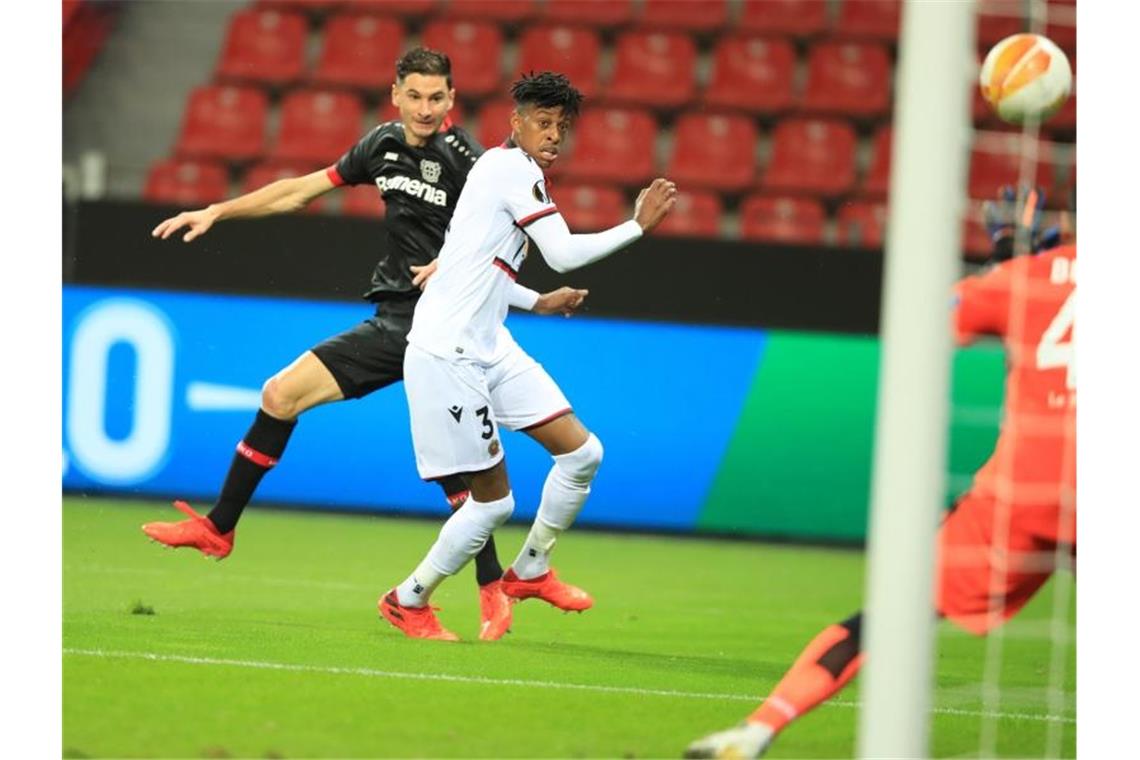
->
xmin=62 ymin=648 xmax=1074 ymax=725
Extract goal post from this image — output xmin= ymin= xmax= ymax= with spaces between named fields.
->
xmin=857 ymin=1 xmax=976 ymax=758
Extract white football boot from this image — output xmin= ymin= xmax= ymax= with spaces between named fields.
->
xmin=683 ymin=722 xmax=776 ymax=759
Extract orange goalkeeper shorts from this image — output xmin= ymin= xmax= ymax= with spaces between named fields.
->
xmin=935 ymin=491 xmax=1075 ymax=635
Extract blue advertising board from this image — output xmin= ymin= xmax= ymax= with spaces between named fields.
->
xmin=63 ymin=286 xmax=766 ymax=531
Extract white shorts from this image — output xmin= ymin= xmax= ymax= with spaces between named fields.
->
xmin=403 ymin=341 xmax=572 ymax=480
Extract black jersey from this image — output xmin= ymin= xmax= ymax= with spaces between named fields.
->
xmin=328 ymin=118 xmax=483 ymax=302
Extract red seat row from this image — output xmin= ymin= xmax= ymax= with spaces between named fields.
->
xmin=173 ymin=85 xmax=1070 ymax=202
xmin=216 ymin=9 xmax=898 ymax=114
xmin=249 ymin=0 xmax=902 ymax=37
xmin=141 ymin=158 xmax=1005 ymax=255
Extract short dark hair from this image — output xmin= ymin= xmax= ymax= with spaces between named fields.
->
xmin=510 ymin=71 xmax=583 ymax=120
xmin=395 ymin=47 xmax=452 ymax=88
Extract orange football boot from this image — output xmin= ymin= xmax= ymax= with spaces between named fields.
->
xmin=478 ymin=579 xmax=514 ymax=641
xmin=141 ymin=500 xmax=234 ymax=559
xmin=500 ymin=567 xmax=594 ymax=612
xmin=378 ymin=589 xmax=459 ymax=641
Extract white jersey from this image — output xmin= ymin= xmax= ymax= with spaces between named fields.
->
xmin=408 ymin=145 xmax=558 ymax=365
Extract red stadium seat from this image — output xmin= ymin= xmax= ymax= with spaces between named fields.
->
xmin=175 ymin=85 xmax=269 ymax=163
xmin=739 ymin=195 xmax=825 ymax=245
xmin=443 ymin=0 xmax=538 ymax=23
xmin=704 ymin=35 xmax=795 ymax=114
xmin=654 ymin=190 xmax=723 ymax=237
xmin=340 ymin=182 xmax=387 ymax=218
xmin=215 ymin=9 xmax=307 ymax=87
xmin=976 ymin=0 xmax=1026 ymax=47
xmin=800 ymin=41 xmax=892 ymax=119
xmin=606 ymin=31 xmax=697 ymax=109
xmin=516 ymin=25 xmax=601 ymax=99
xmin=421 ymin=20 xmax=504 ymax=98
xmin=272 ymin=89 xmax=365 ymax=166
xmin=241 ymin=161 xmax=328 ymax=212
xmin=667 ymin=113 xmax=757 ymax=192
xmin=737 ymin=0 xmax=827 ymax=37
xmin=968 ymin=135 xmax=1057 ymax=200
xmin=835 ymin=200 xmax=887 ymax=247
xmin=542 ymin=0 xmax=634 ymax=28
xmin=144 ymin=159 xmax=230 ymax=206
xmin=475 ymin=98 xmax=515 ymax=149
xmin=833 ymin=0 xmax=902 ymax=41
xmin=557 ymin=107 xmax=657 ymax=185
xmin=312 ymin=14 xmax=404 ymax=91
xmin=762 ymin=118 xmax=857 ymax=198
xmin=638 ymin=0 xmax=728 ymax=33
xmin=377 ymin=99 xmax=466 ymax=129
xmin=860 ymin=124 xmax=892 ymax=199
xmin=551 ymin=183 xmax=627 ymax=232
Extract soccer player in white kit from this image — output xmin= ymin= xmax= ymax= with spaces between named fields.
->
xmin=378 ymin=72 xmax=678 ymax=640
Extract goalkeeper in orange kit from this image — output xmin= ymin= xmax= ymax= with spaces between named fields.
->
xmin=686 ymin=186 xmax=1076 ymax=758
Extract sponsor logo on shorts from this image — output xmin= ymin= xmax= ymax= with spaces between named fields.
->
xmin=448 ymin=405 xmax=463 ymax=423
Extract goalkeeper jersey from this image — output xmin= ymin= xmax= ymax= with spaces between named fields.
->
xmin=954 ymin=243 xmax=1076 ymax=508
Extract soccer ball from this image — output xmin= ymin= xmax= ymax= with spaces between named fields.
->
xmin=979 ymin=33 xmax=1072 ymax=125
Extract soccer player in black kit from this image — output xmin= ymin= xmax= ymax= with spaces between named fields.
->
xmin=143 ymin=48 xmax=587 ymax=641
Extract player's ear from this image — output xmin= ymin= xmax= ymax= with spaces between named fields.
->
xmin=446 ymin=88 xmax=456 ymax=107
xmin=390 ymin=83 xmax=400 ymax=107
xmin=509 ymin=108 xmax=522 ymax=134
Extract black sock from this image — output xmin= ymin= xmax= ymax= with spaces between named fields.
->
xmin=437 ymin=475 xmax=504 ymax=587
xmin=207 ymin=410 xmax=296 ymax=533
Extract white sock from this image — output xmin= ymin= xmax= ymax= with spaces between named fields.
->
xmin=512 ymin=435 xmax=603 ymax=580
xmin=397 ymin=491 xmax=515 ymax=607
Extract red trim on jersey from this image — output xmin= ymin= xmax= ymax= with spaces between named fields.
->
xmin=441 ymin=114 xmax=454 ymax=131
xmin=325 ymin=165 xmax=346 ymax=187
xmin=492 ymin=258 xmax=519 ymax=280
xmin=515 ymin=206 xmax=558 ymax=228
xmin=520 ymin=407 xmax=573 ymax=432
xmin=236 ymin=441 xmax=279 ymax=468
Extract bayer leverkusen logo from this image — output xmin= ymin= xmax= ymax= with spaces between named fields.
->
xmin=420 ymin=160 xmax=441 ymax=183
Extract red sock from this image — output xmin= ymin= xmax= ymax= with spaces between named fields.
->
xmin=748 ymin=624 xmax=864 ymax=732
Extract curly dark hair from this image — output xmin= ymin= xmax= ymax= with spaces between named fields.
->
xmin=510 ymin=71 xmax=583 ymax=119
xmin=395 ymin=47 xmax=452 ymax=88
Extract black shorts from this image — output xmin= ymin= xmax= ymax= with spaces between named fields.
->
xmin=309 ymin=298 xmax=416 ymax=400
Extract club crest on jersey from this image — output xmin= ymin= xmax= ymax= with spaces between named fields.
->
xmin=420 ymin=159 xmax=442 ymax=184
xmin=532 ymin=180 xmax=549 ymax=204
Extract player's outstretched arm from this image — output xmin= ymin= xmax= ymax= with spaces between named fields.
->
xmin=527 ymin=178 xmax=678 ymax=274
xmin=151 ymin=169 xmax=335 ymax=243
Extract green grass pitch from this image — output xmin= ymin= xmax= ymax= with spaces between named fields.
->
xmin=63 ymin=497 xmax=1074 ymax=758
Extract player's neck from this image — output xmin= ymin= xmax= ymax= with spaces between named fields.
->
xmin=401 ymin=125 xmax=434 ymax=148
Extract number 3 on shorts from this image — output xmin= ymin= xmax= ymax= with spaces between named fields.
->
xmin=475 ymin=405 xmax=494 ymax=440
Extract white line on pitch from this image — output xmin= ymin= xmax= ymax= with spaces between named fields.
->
xmin=186 ymin=382 xmax=262 ymax=411
xmin=62 ymin=648 xmax=1074 ymax=725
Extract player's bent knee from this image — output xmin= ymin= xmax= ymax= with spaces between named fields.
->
xmin=260 ymin=376 xmax=301 ymax=420
xmin=469 ymin=491 xmax=515 ymax=530
xmin=556 ymin=433 xmax=603 ymax=483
